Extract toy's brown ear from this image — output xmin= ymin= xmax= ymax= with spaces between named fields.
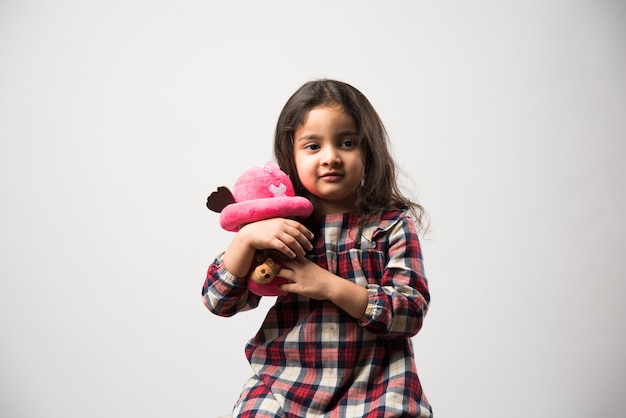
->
xmin=206 ymin=186 xmax=236 ymax=213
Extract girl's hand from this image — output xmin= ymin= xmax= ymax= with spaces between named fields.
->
xmin=279 ymin=257 xmax=369 ymax=319
xmin=238 ymin=218 xmax=314 ymax=259
xmin=223 ymin=218 xmax=313 ymax=278
xmin=278 ymin=257 xmax=333 ymax=300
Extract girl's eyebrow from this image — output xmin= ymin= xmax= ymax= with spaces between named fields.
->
xmin=295 ymin=130 xmax=359 ymax=142
xmin=295 ymin=133 xmax=321 ymax=142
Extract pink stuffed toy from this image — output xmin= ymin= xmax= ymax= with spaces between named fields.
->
xmin=206 ymin=162 xmax=314 ymax=296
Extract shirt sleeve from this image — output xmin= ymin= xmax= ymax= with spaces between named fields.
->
xmin=202 ymin=252 xmax=261 ymax=317
xmin=358 ymin=213 xmax=430 ymax=339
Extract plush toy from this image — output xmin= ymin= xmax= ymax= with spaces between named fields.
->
xmin=206 ymin=162 xmax=314 ymax=296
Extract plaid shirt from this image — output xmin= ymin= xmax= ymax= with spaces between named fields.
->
xmin=203 ymin=209 xmax=432 ymax=417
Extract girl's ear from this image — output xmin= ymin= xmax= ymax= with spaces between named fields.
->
xmin=206 ymin=186 xmax=236 ymax=213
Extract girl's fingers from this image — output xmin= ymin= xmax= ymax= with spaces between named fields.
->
xmin=268 ymin=234 xmax=301 ymax=259
xmin=292 ymin=224 xmax=315 ymax=250
xmin=285 ymin=219 xmax=314 ymax=241
xmin=244 ymin=218 xmax=313 ymax=256
xmin=274 ymin=223 xmax=313 ymax=257
xmin=281 ymin=236 xmax=307 ymax=258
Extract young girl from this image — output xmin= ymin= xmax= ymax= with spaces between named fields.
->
xmin=203 ymin=79 xmax=432 ymax=417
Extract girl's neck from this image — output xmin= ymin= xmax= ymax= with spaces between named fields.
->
xmin=314 ymin=197 xmax=357 ymax=216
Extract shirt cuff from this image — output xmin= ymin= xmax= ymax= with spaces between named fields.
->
xmin=216 ymin=252 xmax=245 ymax=287
xmin=359 ymin=286 xmax=387 ymax=327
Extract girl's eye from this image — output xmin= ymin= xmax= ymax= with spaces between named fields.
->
xmin=304 ymin=143 xmax=320 ymax=151
xmin=340 ymin=139 xmax=358 ymax=148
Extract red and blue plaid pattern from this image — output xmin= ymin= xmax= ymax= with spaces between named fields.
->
xmin=203 ymin=210 xmax=432 ymax=417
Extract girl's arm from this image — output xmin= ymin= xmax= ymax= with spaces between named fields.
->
xmin=224 ymin=217 xmax=314 ymax=275
xmin=202 ymin=252 xmax=260 ymax=317
xmin=358 ymin=214 xmax=430 ymax=338
xmin=202 ymin=218 xmax=314 ymax=317
xmin=279 ymin=213 xmax=430 ymax=338
xmin=278 ymin=259 xmax=369 ymax=319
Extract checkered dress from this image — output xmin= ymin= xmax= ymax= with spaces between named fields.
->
xmin=203 ymin=209 xmax=432 ymax=417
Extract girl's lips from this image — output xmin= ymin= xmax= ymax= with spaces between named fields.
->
xmin=320 ymin=172 xmax=343 ymax=181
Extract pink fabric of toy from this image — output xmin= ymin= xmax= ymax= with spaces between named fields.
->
xmin=248 ymin=274 xmax=288 ymax=297
xmin=208 ymin=162 xmax=314 ymax=296
xmin=220 ymin=162 xmax=313 ymax=232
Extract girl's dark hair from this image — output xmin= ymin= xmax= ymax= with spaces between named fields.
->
xmin=274 ymin=79 xmax=428 ymax=233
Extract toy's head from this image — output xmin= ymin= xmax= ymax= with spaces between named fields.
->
xmin=207 ymin=162 xmax=314 ymax=231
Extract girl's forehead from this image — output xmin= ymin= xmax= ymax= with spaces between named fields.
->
xmin=298 ymin=105 xmax=356 ymax=130
xmin=299 ymin=103 xmax=352 ymax=125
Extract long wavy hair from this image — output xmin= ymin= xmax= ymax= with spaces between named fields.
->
xmin=274 ymin=79 xmax=428 ymax=233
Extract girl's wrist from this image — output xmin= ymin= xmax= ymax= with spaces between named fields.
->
xmin=326 ymin=276 xmax=369 ymax=319
xmin=223 ymin=232 xmax=256 ymax=278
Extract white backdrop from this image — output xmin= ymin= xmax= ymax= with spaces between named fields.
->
xmin=1 ymin=1 xmax=625 ymax=417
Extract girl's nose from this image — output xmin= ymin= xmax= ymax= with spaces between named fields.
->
xmin=321 ymin=146 xmax=341 ymax=166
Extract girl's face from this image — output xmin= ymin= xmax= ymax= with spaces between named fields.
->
xmin=293 ymin=104 xmax=364 ymax=215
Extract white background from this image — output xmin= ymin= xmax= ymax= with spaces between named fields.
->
xmin=1 ymin=1 xmax=624 ymax=417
